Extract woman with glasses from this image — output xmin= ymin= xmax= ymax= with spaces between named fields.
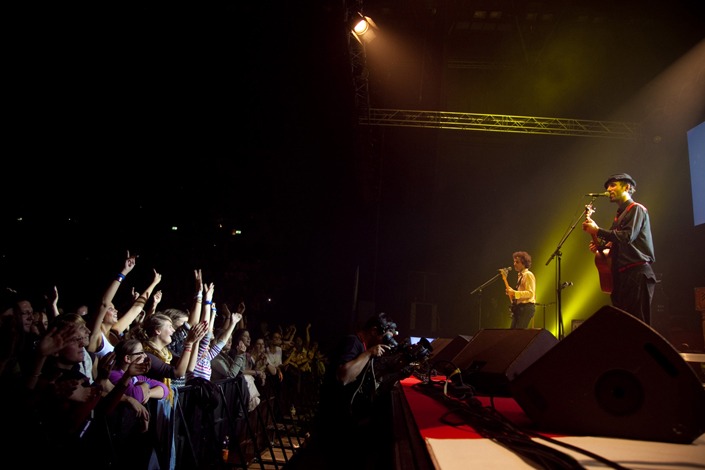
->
xmin=109 ymin=338 xmax=170 ymax=404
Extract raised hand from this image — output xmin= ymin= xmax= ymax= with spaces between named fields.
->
xmin=187 ymin=320 xmax=209 ymax=344
xmin=45 ymin=285 xmax=59 ymax=308
xmin=125 ymin=357 xmax=150 ymax=378
xmin=37 ymin=325 xmax=77 ymax=357
xmin=124 ymin=250 xmax=138 ymax=274
xmin=203 ymin=282 xmax=215 ymax=302
xmin=194 ymin=269 xmax=203 ymax=294
xmin=151 ymin=269 xmax=162 ymax=286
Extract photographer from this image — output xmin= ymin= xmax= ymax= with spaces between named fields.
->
xmin=289 ymin=313 xmax=394 ymax=470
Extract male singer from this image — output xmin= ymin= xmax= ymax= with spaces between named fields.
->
xmin=505 ymin=251 xmax=536 ymax=328
xmin=582 ymin=173 xmax=656 ymax=324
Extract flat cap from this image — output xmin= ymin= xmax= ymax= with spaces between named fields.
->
xmin=604 ymin=173 xmax=636 ymax=189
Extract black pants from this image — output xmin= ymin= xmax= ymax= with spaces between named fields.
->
xmin=611 ymin=264 xmax=656 ymax=324
xmin=510 ymin=303 xmax=536 ymax=329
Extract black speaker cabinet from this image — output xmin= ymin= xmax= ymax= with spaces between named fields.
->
xmin=510 ymin=305 xmax=705 ymax=444
xmin=429 ymin=335 xmax=472 ymax=374
xmin=453 ymin=328 xmax=558 ymax=396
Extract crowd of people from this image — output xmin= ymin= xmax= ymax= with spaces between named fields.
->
xmin=0 ymin=251 xmax=329 ymax=469
xmin=0 ymin=171 xmax=658 ymax=470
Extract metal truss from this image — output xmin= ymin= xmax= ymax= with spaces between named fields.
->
xmin=359 ymin=108 xmax=640 ymax=140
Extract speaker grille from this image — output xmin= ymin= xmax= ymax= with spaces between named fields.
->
xmin=510 ymin=305 xmax=705 ymax=443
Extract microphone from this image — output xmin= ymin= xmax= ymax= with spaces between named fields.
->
xmin=585 ymin=192 xmax=610 ymax=197
xmin=499 ymin=266 xmax=512 ymax=271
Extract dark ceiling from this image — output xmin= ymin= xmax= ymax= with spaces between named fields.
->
xmin=353 ymin=0 xmax=705 ymax=118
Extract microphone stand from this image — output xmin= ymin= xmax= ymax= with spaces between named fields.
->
xmin=545 ymin=203 xmax=592 ymax=340
xmin=470 ymin=271 xmax=503 ymax=333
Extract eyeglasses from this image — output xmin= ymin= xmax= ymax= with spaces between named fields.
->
xmin=127 ymin=351 xmax=147 ymax=357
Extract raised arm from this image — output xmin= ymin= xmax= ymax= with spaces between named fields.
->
xmin=175 ymin=321 xmax=208 ymax=377
xmin=216 ymin=310 xmax=243 ymax=344
xmin=87 ymin=252 xmax=137 ymax=352
xmin=102 ymin=252 xmax=137 ymax=310
xmin=220 ymin=302 xmax=245 ymax=331
xmin=146 ymin=290 xmax=162 ymax=319
xmin=201 ymin=282 xmax=215 ymax=332
xmin=188 ymin=269 xmax=204 ymax=327
xmin=113 ymin=268 xmax=162 ymax=336
xmin=45 ymin=285 xmax=60 ymax=321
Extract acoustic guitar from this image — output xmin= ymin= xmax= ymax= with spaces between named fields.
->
xmin=585 ymin=204 xmax=613 ymax=294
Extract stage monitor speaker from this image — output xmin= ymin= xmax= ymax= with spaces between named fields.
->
xmin=510 ymin=305 xmax=705 ymax=444
xmin=454 ymin=328 xmax=558 ymax=396
xmin=429 ymin=335 xmax=472 ymax=372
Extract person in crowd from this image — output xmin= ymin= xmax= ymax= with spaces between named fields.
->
xmin=211 ymin=323 xmax=261 ymax=413
xmin=252 ymin=336 xmax=278 ymax=379
xmin=582 ymin=173 xmax=657 ymax=324
xmin=223 ymin=327 xmax=263 ymax=411
xmin=108 ymin=338 xmax=173 ymax=467
xmin=142 ymin=313 xmax=208 ymax=397
xmin=282 ymin=330 xmax=312 ymax=398
xmin=87 ymin=252 xmax=162 ymax=359
xmin=31 ymin=309 xmax=50 ymax=336
xmin=165 ymin=269 xmax=209 ymax=359
xmin=503 ymin=251 xmax=536 ymax=329
xmin=211 ymin=328 xmax=248 ymax=380
xmin=266 ymin=330 xmax=285 ymax=380
xmin=308 ymin=340 xmax=328 ymax=386
xmin=142 ymin=311 xmax=208 ymax=469
xmin=11 ymin=313 xmax=148 ymax=466
xmin=1 ymin=294 xmax=38 ymax=380
xmin=110 ymin=338 xmax=170 ymax=404
xmin=126 ymin=288 xmax=163 ymax=341
xmin=187 ymin=285 xmax=242 ymax=383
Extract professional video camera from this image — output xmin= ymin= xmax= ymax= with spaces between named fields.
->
xmin=349 ymin=313 xmax=434 ymax=419
xmin=372 ymin=313 xmax=433 ymax=392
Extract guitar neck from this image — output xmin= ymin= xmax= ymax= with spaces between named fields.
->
xmin=591 ymin=232 xmax=601 ymax=245
xmin=500 ymin=271 xmax=513 ymax=301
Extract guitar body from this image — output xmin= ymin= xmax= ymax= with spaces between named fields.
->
xmin=585 ymin=204 xmax=613 ymax=294
xmin=593 ymin=245 xmax=613 ymax=294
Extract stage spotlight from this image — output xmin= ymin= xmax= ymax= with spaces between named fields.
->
xmin=351 ymin=12 xmax=378 ymax=44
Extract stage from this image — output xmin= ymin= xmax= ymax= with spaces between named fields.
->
xmin=394 ymin=376 xmax=705 ymax=470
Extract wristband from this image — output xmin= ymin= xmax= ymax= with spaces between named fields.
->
xmin=204 ymin=300 xmax=212 ymax=305
xmin=117 ymin=273 xmax=126 ymax=282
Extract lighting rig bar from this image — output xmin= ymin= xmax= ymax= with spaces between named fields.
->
xmin=359 ymin=108 xmax=640 ymax=140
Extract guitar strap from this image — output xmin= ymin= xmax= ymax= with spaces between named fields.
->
xmin=613 ymin=202 xmax=641 ymax=227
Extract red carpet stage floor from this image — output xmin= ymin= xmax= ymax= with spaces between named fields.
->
xmin=400 ymin=377 xmax=705 ymax=469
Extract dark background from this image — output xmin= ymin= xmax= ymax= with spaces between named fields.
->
xmin=3 ymin=1 xmax=704 ymax=352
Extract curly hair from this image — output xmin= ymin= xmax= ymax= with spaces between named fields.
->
xmin=512 ymin=251 xmax=532 ymax=269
